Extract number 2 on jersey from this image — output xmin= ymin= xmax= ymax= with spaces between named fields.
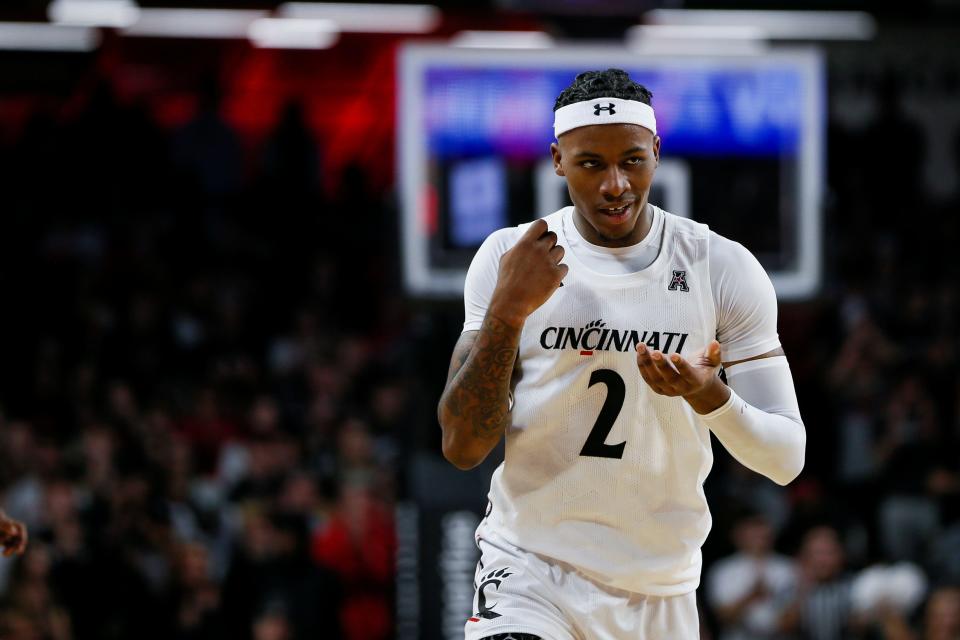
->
xmin=579 ymin=369 xmax=626 ymax=459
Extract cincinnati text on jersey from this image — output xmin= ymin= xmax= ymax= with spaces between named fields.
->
xmin=539 ymin=320 xmax=689 ymax=354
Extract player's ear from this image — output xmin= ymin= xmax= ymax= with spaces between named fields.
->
xmin=550 ymin=142 xmax=565 ymax=176
xmin=653 ymin=135 xmax=661 ymax=166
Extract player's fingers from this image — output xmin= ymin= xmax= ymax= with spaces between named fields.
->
xmin=704 ymin=341 xmax=719 ymax=365
xmin=637 ymin=344 xmax=665 ymax=378
xmin=548 ymin=244 xmax=565 ymax=263
xmin=635 ymin=362 xmax=663 ymax=393
xmin=538 ymin=230 xmax=558 ymax=248
xmin=653 ymin=351 xmax=689 ymax=393
xmin=669 ymin=353 xmax=697 ymax=382
xmin=650 ymin=351 xmax=678 ymax=377
xmin=522 ymin=218 xmax=549 ymax=242
xmin=641 ymin=371 xmax=679 ymax=396
xmin=556 ymin=262 xmax=569 ymax=280
xmin=636 ymin=343 xmax=653 ymax=368
xmin=643 ymin=350 xmax=675 ymax=388
xmin=635 ymin=345 xmax=659 ymax=381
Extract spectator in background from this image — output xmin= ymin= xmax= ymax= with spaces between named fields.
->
xmin=1 ymin=543 xmax=71 ymax=640
xmin=251 ymin=605 xmax=292 ymax=640
xmin=849 ymin=562 xmax=927 ymax=640
xmin=162 ymin=541 xmax=223 ymax=639
xmin=778 ymin=525 xmax=854 ymax=640
xmin=312 ymin=476 xmax=394 ymax=640
xmin=707 ymin=509 xmax=796 ymax=640
xmin=259 ymin=100 xmax=322 ymax=207
xmin=221 ymin=507 xmax=341 ymax=640
xmin=920 ymin=586 xmax=960 ymax=640
xmin=876 ymin=374 xmax=945 ymax=563
xmin=178 ymin=388 xmax=238 ymax=475
xmin=171 ymin=78 xmax=242 ymax=203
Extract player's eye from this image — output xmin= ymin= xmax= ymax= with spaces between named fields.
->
xmin=580 ymin=160 xmax=600 ymax=169
xmin=625 ymin=156 xmax=645 ymax=165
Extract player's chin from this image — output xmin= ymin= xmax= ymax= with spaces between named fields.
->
xmin=591 ymin=218 xmax=636 ymax=240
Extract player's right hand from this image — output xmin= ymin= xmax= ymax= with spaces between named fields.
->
xmin=489 ymin=219 xmax=568 ymax=327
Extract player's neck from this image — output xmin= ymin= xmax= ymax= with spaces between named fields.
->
xmin=572 ymin=202 xmax=655 ymax=249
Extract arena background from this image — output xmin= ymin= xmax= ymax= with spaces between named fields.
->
xmin=1 ymin=1 xmax=959 ymax=639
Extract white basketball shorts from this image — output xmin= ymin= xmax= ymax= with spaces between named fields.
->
xmin=464 ymin=527 xmax=700 ymax=640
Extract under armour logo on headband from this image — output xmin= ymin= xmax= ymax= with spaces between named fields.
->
xmin=554 ymin=97 xmax=657 ymax=137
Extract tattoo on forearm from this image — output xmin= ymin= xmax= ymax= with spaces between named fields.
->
xmin=446 ymin=314 xmax=519 ymax=440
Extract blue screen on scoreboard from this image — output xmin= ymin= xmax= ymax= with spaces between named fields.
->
xmin=423 ymin=66 xmax=804 ymax=159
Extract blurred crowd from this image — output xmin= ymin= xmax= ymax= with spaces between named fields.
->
xmin=0 ymin=79 xmax=413 ymax=639
xmin=0 ymin=52 xmax=958 ymax=640
xmin=698 ymin=68 xmax=960 ymax=639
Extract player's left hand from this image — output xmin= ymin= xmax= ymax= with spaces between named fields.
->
xmin=0 ymin=510 xmax=28 ymax=557
xmin=636 ymin=340 xmax=722 ymax=399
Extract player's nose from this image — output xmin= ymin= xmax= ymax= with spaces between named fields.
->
xmin=600 ymin=165 xmax=629 ymax=200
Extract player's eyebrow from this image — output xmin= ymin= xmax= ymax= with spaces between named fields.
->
xmin=620 ymin=146 xmax=647 ymax=155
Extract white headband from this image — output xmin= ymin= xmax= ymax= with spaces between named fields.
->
xmin=553 ymin=97 xmax=657 ymax=138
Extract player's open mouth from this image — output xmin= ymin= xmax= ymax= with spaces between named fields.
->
xmin=598 ymin=203 xmax=632 ymax=222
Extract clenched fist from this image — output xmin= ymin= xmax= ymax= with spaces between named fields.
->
xmin=489 ymin=219 xmax=568 ymax=327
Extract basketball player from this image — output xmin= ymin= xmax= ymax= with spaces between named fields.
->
xmin=0 ymin=509 xmax=27 ymax=557
xmin=437 ymin=69 xmax=807 ymax=640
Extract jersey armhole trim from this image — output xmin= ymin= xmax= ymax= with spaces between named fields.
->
xmin=724 ymin=354 xmax=787 ymax=375
xmin=720 ymin=337 xmax=782 ymax=363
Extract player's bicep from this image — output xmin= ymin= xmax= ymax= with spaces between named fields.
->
xmin=712 ymin=236 xmax=781 ymax=362
xmin=463 ymin=228 xmax=516 ymax=331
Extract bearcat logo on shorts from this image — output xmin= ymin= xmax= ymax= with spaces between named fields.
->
xmin=539 ymin=319 xmax=689 ymax=356
xmin=473 ymin=568 xmax=513 ymax=620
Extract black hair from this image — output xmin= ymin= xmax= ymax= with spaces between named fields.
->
xmin=553 ymin=68 xmax=653 ymax=112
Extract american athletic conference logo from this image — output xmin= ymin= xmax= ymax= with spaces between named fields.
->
xmin=540 ymin=319 xmax=689 ymax=356
xmin=593 ymin=102 xmax=616 ymax=116
xmin=668 ymin=270 xmax=690 ymax=292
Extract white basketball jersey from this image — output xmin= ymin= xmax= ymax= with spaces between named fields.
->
xmin=483 ymin=205 xmax=718 ymax=597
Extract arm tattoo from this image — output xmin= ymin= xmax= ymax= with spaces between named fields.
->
xmin=445 ymin=314 xmax=519 ymax=440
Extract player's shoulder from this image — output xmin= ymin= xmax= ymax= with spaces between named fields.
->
xmin=655 ymin=207 xmax=712 ymax=266
xmin=707 ymin=229 xmax=766 ymax=274
xmin=658 ymin=205 xmax=710 ymax=240
xmin=707 ymin=227 xmax=777 ymax=313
